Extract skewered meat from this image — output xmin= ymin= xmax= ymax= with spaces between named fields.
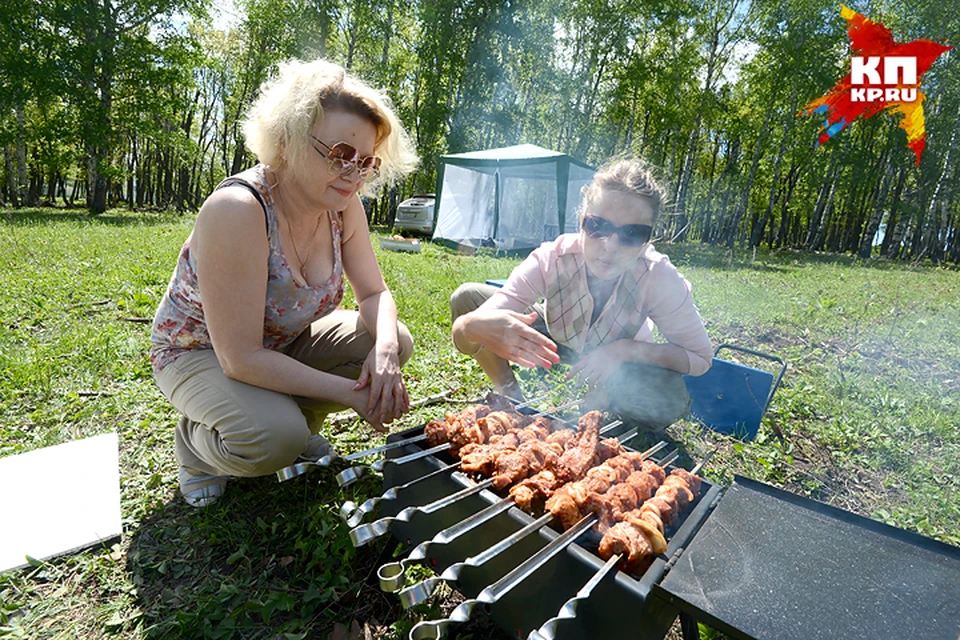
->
xmin=622 ymin=513 xmax=667 ymax=554
xmin=457 ymin=420 xmax=562 ymax=483
xmin=423 ymin=404 xmax=490 ymax=447
xmin=492 ymin=451 xmax=529 ymax=490
xmin=425 ymin=404 xmax=494 ymax=446
xmin=484 ymin=392 xmax=520 ymax=413
xmin=599 ymin=522 xmax=653 ymax=572
xmin=582 ymin=483 xmax=638 ymax=528
xmin=509 ymin=470 xmax=557 ymax=512
xmin=547 ymin=453 xmax=666 ymax=530
xmin=510 ymin=413 xmax=612 ymax=516
xmin=554 ymin=411 xmax=602 ymax=483
xmin=623 ymin=471 xmax=658 ymax=503
xmin=421 ymin=401 xmax=705 ymax=580
xmin=545 ymin=429 xmax=576 ymax=449
xmin=459 ymin=434 xmax=520 ymax=475
xmin=597 ymin=437 xmax=626 ymax=461
xmin=445 ymin=407 xmax=531 ymax=455
xmin=598 ymin=468 xmax=703 ymax=573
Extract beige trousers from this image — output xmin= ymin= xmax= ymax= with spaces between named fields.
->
xmin=450 ymin=282 xmax=690 ymax=430
xmin=155 ymin=309 xmax=414 ymax=477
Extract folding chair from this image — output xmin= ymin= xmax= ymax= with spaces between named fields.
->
xmin=682 ymin=344 xmax=787 ymax=441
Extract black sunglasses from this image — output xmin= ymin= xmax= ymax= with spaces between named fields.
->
xmin=582 ymin=215 xmax=653 ymax=247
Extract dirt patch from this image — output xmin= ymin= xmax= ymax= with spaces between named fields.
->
xmin=780 ymin=432 xmax=911 ymax=518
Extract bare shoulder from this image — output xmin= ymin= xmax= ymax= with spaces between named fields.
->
xmin=193 ymin=186 xmax=268 ymax=259
xmin=197 ymin=186 xmax=264 ymax=230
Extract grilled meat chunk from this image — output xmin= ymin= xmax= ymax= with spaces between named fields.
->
xmin=545 ymin=429 xmax=576 ymax=449
xmin=509 ymin=470 xmax=558 ymax=513
xmin=599 ymin=522 xmax=653 ymax=573
xmin=492 ymin=451 xmax=530 ymax=490
xmin=554 ymin=411 xmax=602 ymax=483
xmin=598 ymin=468 xmax=703 ymax=574
xmin=597 ymin=437 xmax=626 ymax=461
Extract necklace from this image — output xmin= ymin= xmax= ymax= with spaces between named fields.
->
xmin=281 ymin=209 xmax=322 ymax=276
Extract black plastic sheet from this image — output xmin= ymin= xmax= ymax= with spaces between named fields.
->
xmin=656 ymin=476 xmax=960 ymax=640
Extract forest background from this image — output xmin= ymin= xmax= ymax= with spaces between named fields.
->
xmin=0 ymin=0 xmax=958 ymax=263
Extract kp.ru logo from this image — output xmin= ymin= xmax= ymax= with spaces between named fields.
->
xmin=801 ymin=5 xmax=951 ymax=164
xmin=849 ymin=56 xmax=917 ymax=102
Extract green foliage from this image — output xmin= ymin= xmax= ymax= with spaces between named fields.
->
xmin=4 ymin=0 xmax=960 ymax=259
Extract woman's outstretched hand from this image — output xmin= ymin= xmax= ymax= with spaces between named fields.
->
xmin=353 ymin=343 xmax=410 ymax=432
xmin=463 ymin=309 xmax=561 ymax=369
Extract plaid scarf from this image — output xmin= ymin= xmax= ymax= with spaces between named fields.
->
xmin=544 ymin=251 xmax=649 ymax=354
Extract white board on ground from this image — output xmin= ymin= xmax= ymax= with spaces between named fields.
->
xmin=0 ymin=432 xmax=122 ymax=573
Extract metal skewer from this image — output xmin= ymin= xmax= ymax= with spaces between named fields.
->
xmin=691 ymin=447 xmax=717 ymax=475
xmin=348 ymin=417 xmax=630 ymax=527
xmin=335 ymin=399 xmax=583 ymax=489
xmin=336 ymin=442 xmax=450 ymax=488
xmin=408 ymin=514 xmax=598 ymax=640
xmin=527 ymin=450 xmax=709 ymax=640
xmin=340 ymin=461 xmax=461 ymax=527
xmin=526 ymin=552 xmax=621 ymax=640
xmin=276 ymin=392 xmax=553 ymax=482
xmin=349 ymin=475 xmax=496 ymax=548
xmin=377 ymin=440 xmax=665 ymax=593
xmin=378 ymin=495 xmax=516 ymax=592
xmin=399 ymin=510 xmax=553 ymax=609
xmin=396 ymin=445 xmax=674 ymax=608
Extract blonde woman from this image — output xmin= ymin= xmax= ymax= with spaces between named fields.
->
xmin=151 ymin=59 xmax=418 ymax=506
xmin=451 ymin=159 xmax=712 ymax=432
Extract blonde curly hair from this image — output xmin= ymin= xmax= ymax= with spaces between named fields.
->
xmin=242 ymin=58 xmax=419 ymax=196
xmin=582 ymin=158 xmax=666 ymax=222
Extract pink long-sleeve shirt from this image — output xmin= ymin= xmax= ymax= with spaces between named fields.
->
xmin=481 ymin=233 xmax=713 ymax=376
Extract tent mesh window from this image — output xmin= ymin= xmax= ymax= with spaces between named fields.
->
xmin=433 ymin=144 xmax=594 ymax=252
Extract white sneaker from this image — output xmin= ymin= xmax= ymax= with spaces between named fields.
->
xmin=299 ymin=434 xmax=336 ymax=462
xmin=178 ymin=467 xmax=228 ymax=508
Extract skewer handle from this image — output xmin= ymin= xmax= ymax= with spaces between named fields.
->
xmin=349 ymin=477 xmax=494 ymax=547
xmin=378 ymin=496 xmax=514 ymax=592
xmin=399 ymin=512 xmax=553 ymax=609
xmin=409 ymin=514 xmax=597 ymax=640
xmin=336 ymin=442 xmax=451 ymax=487
xmin=340 ymin=461 xmax=461 ymax=527
xmin=527 ymin=553 xmax=621 ymax=640
xmin=275 ymin=451 xmax=338 ymax=482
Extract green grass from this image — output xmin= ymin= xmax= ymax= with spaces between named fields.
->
xmin=1 ymin=207 xmax=959 ymax=639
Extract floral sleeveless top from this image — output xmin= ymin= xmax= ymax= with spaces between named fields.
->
xmin=150 ymin=165 xmax=345 ymax=373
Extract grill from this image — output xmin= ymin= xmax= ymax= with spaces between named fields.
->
xmin=320 ymin=404 xmax=960 ymax=640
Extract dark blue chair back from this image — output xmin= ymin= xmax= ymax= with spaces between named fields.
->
xmin=683 ymin=344 xmax=786 ymax=441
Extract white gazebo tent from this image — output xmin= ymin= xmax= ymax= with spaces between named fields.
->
xmin=431 ymin=144 xmax=595 ymax=252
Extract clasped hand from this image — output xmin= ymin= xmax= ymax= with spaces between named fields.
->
xmin=353 ymin=343 xmax=410 ymax=432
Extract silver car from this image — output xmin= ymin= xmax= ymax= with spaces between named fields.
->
xmin=393 ymin=194 xmax=436 ymax=235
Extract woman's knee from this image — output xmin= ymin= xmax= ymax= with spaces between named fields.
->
xmin=450 ymin=283 xmax=492 ymax=321
xmin=605 ymin=362 xmax=691 ymax=429
xmin=398 ymin=320 xmax=415 ymax=366
xmin=218 ymin=405 xmax=310 ymax=475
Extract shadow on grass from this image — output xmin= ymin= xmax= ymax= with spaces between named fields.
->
xmin=2 ymin=207 xmax=190 ymax=228
xmin=125 ymin=471 xmax=418 ymax=639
